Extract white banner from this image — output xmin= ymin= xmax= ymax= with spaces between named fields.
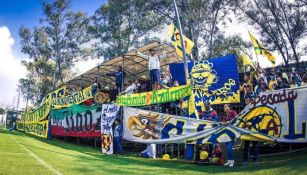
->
xmin=101 ymin=104 xmax=118 ymax=154
xmin=232 ymin=86 xmax=307 ymax=143
xmin=123 ymin=107 xmax=273 ymax=144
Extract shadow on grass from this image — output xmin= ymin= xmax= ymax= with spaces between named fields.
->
xmin=2 ymin=128 xmax=307 ymax=174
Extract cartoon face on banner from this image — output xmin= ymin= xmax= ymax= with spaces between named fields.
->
xmin=102 ymin=133 xmax=113 ymax=152
xmin=127 ymin=112 xmax=170 ymax=139
xmin=189 ymin=59 xmax=239 ymax=105
xmin=170 ymin=55 xmax=240 ymax=109
xmin=235 ymin=106 xmax=282 ymax=137
xmin=190 ymin=61 xmax=218 ymax=90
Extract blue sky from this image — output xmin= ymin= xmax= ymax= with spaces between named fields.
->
xmin=0 ymin=0 xmax=106 ymax=108
xmin=0 ymin=0 xmax=106 ymax=57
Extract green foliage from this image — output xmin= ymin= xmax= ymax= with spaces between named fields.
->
xmin=18 ymin=0 xmax=91 ymax=104
xmin=236 ymin=0 xmax=307 ymax=65
xmin=89 ymin=0 xmax=166 ymax=59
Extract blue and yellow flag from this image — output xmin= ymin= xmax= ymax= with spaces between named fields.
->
xmin=248 ymin=31 xmax=276 ymax=65
xmin=169 ymin=23 xmax=195 ymax=58
xmin=170 ymin=54 xmax=240 ymax=117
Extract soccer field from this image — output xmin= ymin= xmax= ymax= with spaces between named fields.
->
xmin=0 ymin=127 xmax=307 ymax=175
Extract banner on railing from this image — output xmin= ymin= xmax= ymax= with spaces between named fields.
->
xmin=101 ymin=104 xmax=118 ymax=154
xmin=45 ymin=86 xmax=66 ymax=103
xmin=116 ymin=85 xmax=191 ymax=106
xmin=16 ymin=121 xmax=24 ymax=131
xmin=23 ymin=101 xmax=51 ymax=122
xmin=170 ymin=55 xmax=240 ymax=108
xmin=52 ymin=86 xmax=93 ymax=109
xmin=50 ymin=104 xmax=101 ymax=137
xmin=232 ymin=87 xmax=307 ymax=143
xmin=24 ymin=120 xmax=49 ymax=138
xmin=123 ymin=107 xmax=273 ymax=144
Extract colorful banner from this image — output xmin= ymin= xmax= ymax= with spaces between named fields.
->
xmin=232 ymin=87 xmax=307 ymax=143
xmin=50 ymin=104 xmax=101 ymax=137
xmin=52 ymin=85 xmax=93 ymax=109
xmin=116 ymin=85 xmax=191 ymax=106
xmin=170 ymin=55 xmax=240 ymax=113
xmin=101 ymin=104 xmax=118 ymax=154
xmin=24 ymin=120 xmax=49 ymax=138
xmin=123 ymin=107 xmax=273 ymax=144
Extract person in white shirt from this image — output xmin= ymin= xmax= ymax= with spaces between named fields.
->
xmin=136 ymin=48 xmax=166 ymax=90
xmin=139 ymin=144 xmax=156 ymax=159
xmin=120 ymin=79 xmax=139 ymax=95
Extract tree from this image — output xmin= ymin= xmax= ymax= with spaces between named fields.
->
xmin=17 ymin=78 xmax=36 ymax=109
xmin=150 ymin=0 xmax=236 ymax=60
xmin=89 ymin=0 xmax=166 ymax=59
xmin=236 ymin=0 xmax=307 ymax=66
xmin=19 ymin=0 xmax=92 ymax=104
xmin=19 ymin=0 xmax=92 ymax=87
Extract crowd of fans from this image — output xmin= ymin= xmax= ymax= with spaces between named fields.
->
xmin=89 ymin=48 xmax=307 ymax=166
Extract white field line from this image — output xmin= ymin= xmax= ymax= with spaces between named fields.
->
xmin=10 ymin=135 xmax=62 ymax=175
xmin=0 ymin=152 xmax=28 ymax=155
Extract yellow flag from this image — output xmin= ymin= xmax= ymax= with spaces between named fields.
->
xmin=248 ymin=31 xmax=276 ymax=65
xmin=169 ymin=23 xmax=195 ymax=57
xmin=242 ymin=53 xmax=255 ymax=69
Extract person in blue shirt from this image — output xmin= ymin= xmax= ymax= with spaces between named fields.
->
xmin=113 ymin=118 xmax=123 ymax=154
xmin=199 ymin=101 xmax=219 ymax=122
xmin=106 ymin=66 xmax=126 ymax=95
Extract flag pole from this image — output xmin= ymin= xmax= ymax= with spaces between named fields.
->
xmin=173 ymin=0 xmax=189 ymax=81
xmin=173 ymin=0 xmax=191 ymax=119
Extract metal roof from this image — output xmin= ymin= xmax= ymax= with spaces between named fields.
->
xmin=63 ymin=42 xmax=182 ymax=91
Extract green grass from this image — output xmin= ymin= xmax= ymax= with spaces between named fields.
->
xmin=0 ymin=127 xmax=307 ymax=175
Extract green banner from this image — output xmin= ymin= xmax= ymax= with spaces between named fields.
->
xmin=116 ymin=85 xmax=191 ymax=106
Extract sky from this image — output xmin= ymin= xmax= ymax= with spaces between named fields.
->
xmin=0 ymin=0 xmax=105 ymax=109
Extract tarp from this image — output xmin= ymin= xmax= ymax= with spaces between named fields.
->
xmin=123 ymin=107 xmax=274 ymax=144
xmin=170 ymin=54 xmax=240 ymax=110
xmin=232 ymin=86 xmax=307 ymax=143
xmin=50 ymin=104 xmax=101 ymax=137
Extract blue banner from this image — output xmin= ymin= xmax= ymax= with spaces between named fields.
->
xmin=170 ymin=54 xmax=240 ymax=107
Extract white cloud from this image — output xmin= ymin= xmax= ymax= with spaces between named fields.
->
xmin=0 ymin=26 xmax=27 ymax=109
xmin=73 ymin=58 xmax=102 ymax=77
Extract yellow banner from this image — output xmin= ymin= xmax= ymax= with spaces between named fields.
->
xmin=45 ymin=86 xmax=66 ymax=103
xmin=52 ymin=85 xmax=93 ymax=109
xmin=116 ymin=85 xmax=191 ymax=106
xmin=23 ymin=101 xmax=51 ymax=122
xmin=16 ymin=121 xmax=25 ymax=131
xmin=24 ymin=120 xmax=49 ymax=138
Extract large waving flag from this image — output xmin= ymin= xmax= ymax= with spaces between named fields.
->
xmin=169 ymin=23 xmax=195 ymax=58
xmin=241 ymin=52 xmax=255 ymax=69
xmin=248 ymin=31 xmax=276 ymax=65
